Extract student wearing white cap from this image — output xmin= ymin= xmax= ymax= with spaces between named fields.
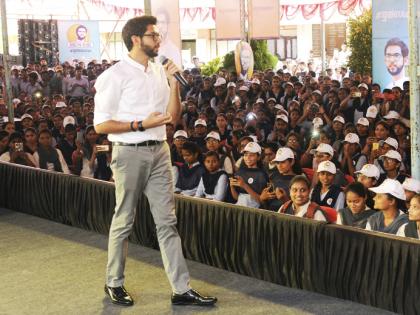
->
xmin=402 ymin=178 xmax=420 ymax=206
xmin=171 ymin=130 xmax=188 ymax=164
xmin=205 ymin=131 xmax=234 ymax=175
xmin=377 ymin=150 xmax=408 ymax=184
xmin=396 ymin=194 xmax=420 ymax=239
xmin=230 ymin=142 xmax=268 ymax=208
xmin=304 ymin=143 xmax=348 ymax=188
xmin=260 ymin=147 xmax=297 ymax=211
xmin=337 ymin=182 xmax=376 ymax=228
xmin=339 ymin=133 xmax=367 ymax=177
xmin=310 ymin=161 xmax=345 ymax=210
xmin=366 ymin=179 xmax=409 ymax=234
xmin=355 ymin=164 xmax=380 ymax=209
xmin=267 ymin=114 xmax=289 ymax=144
xmin=355 ymin=117 xmax=370 ymax=148
xmin=189 ymin=119 xmax=207 ymax=152
xmin=331 ymin=116 xmax=345 ymax=147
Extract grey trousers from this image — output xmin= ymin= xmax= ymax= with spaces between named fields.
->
xmin=106 ymin=142 xmax=191 ymax=294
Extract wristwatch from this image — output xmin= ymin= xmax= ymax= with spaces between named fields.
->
xmin=137 ymin=120 xmax=145 ymax=132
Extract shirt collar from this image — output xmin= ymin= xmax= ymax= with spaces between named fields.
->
xmin=293 ymin=200 xmax=311 ymax=214
xmin=123 ymin=54 xmax=153 ymax=73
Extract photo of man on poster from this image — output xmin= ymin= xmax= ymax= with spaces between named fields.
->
xmin=384 ymin=37 xmax=409 ymax=89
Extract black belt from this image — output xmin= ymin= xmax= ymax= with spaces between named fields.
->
xmin=113 ymin=140 xmax=163 ymax=147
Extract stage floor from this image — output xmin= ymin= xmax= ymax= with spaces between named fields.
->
xmin=0 ymin=208 xmax=397 ymax=315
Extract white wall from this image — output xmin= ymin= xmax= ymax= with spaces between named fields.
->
xmin=296 ymin=24 xmax=313 ymax=61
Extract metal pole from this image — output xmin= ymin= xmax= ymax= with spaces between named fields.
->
xmin=0 ymin=0 xmax=13 ymax=123
xmin=144 ymin=0 xmax=151 ymax=15
xmin=320 ymin=17 xmax=326 ymax=75
xmin=408 ymin=0 xmax=420 ymax=179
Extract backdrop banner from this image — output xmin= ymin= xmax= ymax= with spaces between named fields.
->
xmin=372 ymin=1 xmax=409 ymax=90
xmin=215 ymin=0 xmax=242 ymax=40
xmin=57 ymin=20 xmax=100 ymax=63
xmin=248 ymin=0 xmax=279 ymax=39
xmin=152 ymin=0 xmax=182 ymax=68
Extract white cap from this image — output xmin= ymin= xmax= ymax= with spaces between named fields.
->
xmin=366 ymin=106 xmax=378 ymax=119
xmin=272 ymin=147 xmax=295 ymax=162
xmin=312 ymin=90 xmax=322 ymax=96
xmin=55 ymin=101 xmax=67 ymax=108
xmin=317 ymin=160 xmax=337 ymax=174
xmin=333 ymin=116 xmax=345 ymax=124
xmin=285 ymin=82 xmax=294 ymax=88
xmin=12 ymin=98 xmax=21 ymax=105
xmin=243 ymin=141 xmax=262 ymax=154
xmin=382 ymin=137 xmax=398 ymax=150
xmin=312 ymin=117 xmax=324 ymax=127
xmin=274 ymin=104 xmax=284 ymax=110
xmin=383 ymin=110 xmax=400 ymax=120
xmin=251 ymin=78 xmax=260 ymax=85
xmin=63 ymin=115 xmax=76 ymax=127
xmin=20 ymin=113 xmax=33 ymax=121
xmin=256 ymin=98 xmax=264 ymax=104
xmin=275 ymin=114 xmax=288 ymax=123
xmin=402 ymin=178 xmax=420 ymax=194
xmin=249 ymin=135 xmax=258 ymax=142
xmin=214 ymin=77 xmax=226 ymax=87
xmin=194 ymin=119 xmax=207 ymax=127
xmin=355 ymin=164 xmax=380 ymax=180
xmin=311 ymin=143 xmax=334 ymax=156
xmin=174 ymin=130 xmax=188 ymax=139
xmin=380 ymin=150 xmax=402 ymax=162
xmin=369 ymin=178 xmax=406 ymax=200
xmin=344 ymin=133 xmax=360 ymax=144
xmin=205 ymin=131 xmax=221 ymax=141
xmin=358 ymin=83 xmax=369 ymax=90
xmin=227 ymin=82 xmax=236 ymax=88
xmin=357 ymin=117 xmax=369 ymax=127
xmin=231 ymin=96 xmax=241 ymax=104
xmin=267 ymin=97 xmax=276 ymax=103
xmin=239 ymin=85 xmax=249 ymax=92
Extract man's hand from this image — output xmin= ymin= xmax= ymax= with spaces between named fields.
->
xmin=163 ymin=60 xmax=181 ymax=86
xmin=260 ymin=187 xmax=276 ymax=201
xmin=142 ymin=112 xmax=173 ymax=130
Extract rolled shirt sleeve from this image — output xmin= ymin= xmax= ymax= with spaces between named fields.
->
xmin=93 ymin=69 xmax=122 ymax=126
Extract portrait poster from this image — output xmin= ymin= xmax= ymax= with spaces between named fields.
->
xmin=57 ymin=20 xmax=100 ymax=63
xmin=248 ymin=0 xmax=279 ymax=39
xmin=151 ymin=0 xmax=182 ymax=67
xmin=372 ymin=2 xmax=409 ymax=89
xmin=235 ymin=41 xmax=254 ymax=80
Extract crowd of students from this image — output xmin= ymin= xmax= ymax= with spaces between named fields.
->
xmin=1 ymin=57 xmax=420 ymax=239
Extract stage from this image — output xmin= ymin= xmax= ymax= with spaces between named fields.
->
xmin=0 ymin=208 xmax=396 ymax=315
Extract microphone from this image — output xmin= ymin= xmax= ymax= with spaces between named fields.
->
xmin=159 ymin=56 xmax=188 ymax=87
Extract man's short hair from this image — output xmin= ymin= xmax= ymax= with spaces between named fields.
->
xmin=384 ymin=37 xmax=409 ymax=58
xmin=122 ymin=16 xmax=157 ymax=51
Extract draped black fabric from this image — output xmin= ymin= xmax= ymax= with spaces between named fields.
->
xmin=1 ymin=162 xmax=420 ymax=315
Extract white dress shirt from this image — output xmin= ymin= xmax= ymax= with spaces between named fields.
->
xmin=94 ymin=54 xmax=170 ymax=143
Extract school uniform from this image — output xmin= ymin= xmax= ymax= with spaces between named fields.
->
xmin=365 ymin=210 xmax=409 ymax=234
xmin=397 ymin=221 xmax=420 ymax=239
xmin=174 ymin=162 xmax=205 ymax=196
xmin=234 ymin=167 xmax=268 ymax=208
xmin=311 ymin=183 xmax=345 ymax=210
xmin=336 ymin=207 xmax=376 ymax=228
xmin=195 ymin=169 xmax=228 ymax=201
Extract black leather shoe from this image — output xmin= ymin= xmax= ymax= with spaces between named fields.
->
xmin=171 ymin=289 xmax=217 ymax=306
xmin=104 ymin=285 xmax=134 ymax=306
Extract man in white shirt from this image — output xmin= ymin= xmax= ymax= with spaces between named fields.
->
xmin=94 ymin=16 xmax=216 ymax=307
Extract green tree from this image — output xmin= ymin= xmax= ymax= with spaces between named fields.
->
xmin=348 ymin=8 xmax=372 ymax=74
xmin=250 ymin=40 xmax=278 ymax=71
